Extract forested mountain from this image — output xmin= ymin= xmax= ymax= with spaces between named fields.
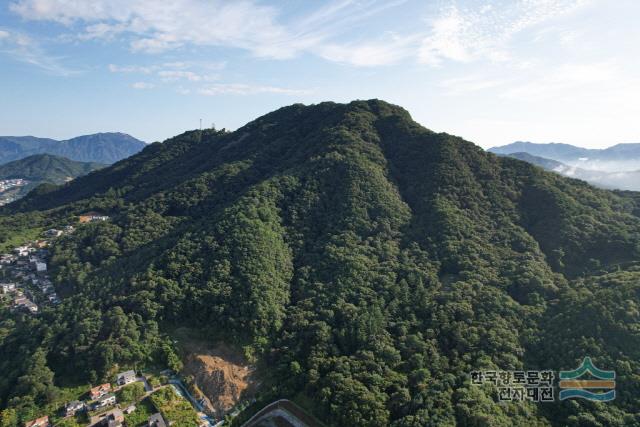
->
xmin=0 ymin=154 xmax=105 ymax=204
xmin=1 ymin=100 xmax=639 ymax=427
xmin=499 ymin=152 xmax=567 ymax=170
xmin=0 ymin=132 xmax=146 ymax=165
xmin=0 ymin=154 xmax=104 ymax=183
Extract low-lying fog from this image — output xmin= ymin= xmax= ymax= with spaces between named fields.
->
xmin=566 ymin=159 xmax=640 ymax=173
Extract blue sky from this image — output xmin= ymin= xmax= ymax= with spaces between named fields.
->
xmin=0 ymin=0 xmax=639 ymax=148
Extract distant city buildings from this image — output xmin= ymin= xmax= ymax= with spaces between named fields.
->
xmin=0 ymin=178 xmax=29 ymax=206
xmin=0 ymin=227 xmax=73 ymax=314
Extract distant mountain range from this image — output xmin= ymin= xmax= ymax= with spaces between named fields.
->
xmin=489 ymin=141 xmax=640 ymax=191
xmin=0 ymin=132 xmax=146 ymax=165
xmin=489 ymin=141 xmax=640 ymax=163
xmin=0 ymin=154 xmax=105 ymax=203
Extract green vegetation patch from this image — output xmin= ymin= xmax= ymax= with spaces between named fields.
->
xmin=0 ymin=226 xmax=42 ymax=252
xmin=116 ymin=382 xmax=146 ymax=406
xmin=123 ymin=397 xmax=155 ymax=427
xmin=148 ymin=387 xmax=199 ymax=427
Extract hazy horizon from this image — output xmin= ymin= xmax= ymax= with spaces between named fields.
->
xmin=2 ymin=127 xmax=640 ymax=152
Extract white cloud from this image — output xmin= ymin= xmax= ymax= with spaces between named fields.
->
xmin=157 ymin=70 xmax=218 ymax=82
xmin=5 ymin=0 xmax=594 ymax=72
xmin=109 ymin=61 xmax=222 ymax=91
xmin=0 ymin=27 xmax=76 ymax=75
xmin=108 ymin=61 xmax=224 ymax=75
xmin=109 ymin=63 xmax=154 ymax=74
xmin=8 ymin=0 xmax=413 ymax=65
xmin=419 ymin=1 xmax=590 ymax=66
xmin=131 ymin=81 xmax=154 ymax=89
xmin=318 ymin=33 xmax=419 ymax=66
xmin=501 ymin=61 xmax=619 ymax=99
xmin=10 ymin=0 xmax=296 ymax=56
xmin=197 ymin=83 xmax=311 ymax=96
xmin=440 ymin=75 xmax=507 ymax=95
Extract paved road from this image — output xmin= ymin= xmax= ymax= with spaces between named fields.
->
xmin=138 ymin=376 xmax=153 ymax=392
xmin=240 ymin=400 xmax=323 ymax=427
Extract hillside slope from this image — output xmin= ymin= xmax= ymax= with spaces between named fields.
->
xmin=499 ymin=152 xmax=567 ymax=170
xmin=0 ymin=132 xmax=146 ymax=164
xmin=0 ymin=154 xmax=105 ymax=205
xmin=0 ymin=154 xmax=104 ymax=183
xmin=1 ymin=100 xmax=639 ymax=427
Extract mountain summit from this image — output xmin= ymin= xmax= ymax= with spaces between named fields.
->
xmin=1 ymin=100 xmax=640 ymax=426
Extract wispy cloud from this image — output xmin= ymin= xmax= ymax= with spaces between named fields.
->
xmin=318 ymin=33 xmax=420 ymax=66
xmin=440 ymin=60 xmax=621 ymax=100
xmin=8 ymin=0 xmax=593 ymax=70
xmin=109 ymin=60 xmax=303 ymax=95
xmin=419 ymin=1 xmax=590 ymax=66
xmin=10 ymin=0 xmax=297 ymax=56
xmin=158 ymin=70 xmax=218 ymax=82
xmin=501 ymin=61 xmax=619 ymax=99
xmin=109 ymin=63 xmax=154 ymax=74
xmin=4 ymin=0 xmax=595 ymax=79
xmin=197 ymin=83 xmax=312 ymax=96
xmin=9 ymin=0 xmax=414 ymax=66
xmin=108 ymin=61 xmax=222 ymax=91
xmin=440 ymin=75 xmax=507 ymax=95
xmin=132 ymin=81 xmax=154 ymax=89
xmin=0 ymin=27 xmax=77 ymax=75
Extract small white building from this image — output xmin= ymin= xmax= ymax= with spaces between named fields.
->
xmin=65 ymin=400 xmax=85 ymax=416
xmin=0 ymin=283 xmax=16 ymax=293
xmin=36 ymin=262 xmax=47 ymax=274
xmin=44 ymin=229 xmax=63 ymax=238
xmin=14 ymin=246 xmax=29 ymax=257
xmin=94 ymin=393 xmax=116 ymax=409
xmin=25 ymin=301 xmax=39 ymax=314
xmin=0 ymin=254 xmax=15 ymax=264
xmin=116 ymin=370 xmax=137 ymax=386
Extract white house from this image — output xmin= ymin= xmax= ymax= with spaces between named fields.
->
xmin=36 ymin=262 xmax=47 ymax=274
xmin=94 ymin=393 xmax=116 ymax=409
xmin=0 ymin=283 xmax=16 ymax=293
xmin=65 ymin=400 xmax=85 ymax=416
xmin=14 ymin=246 xmax=29 ymax=257
xmin=116 ymin=370 xmax=137 ymax=386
